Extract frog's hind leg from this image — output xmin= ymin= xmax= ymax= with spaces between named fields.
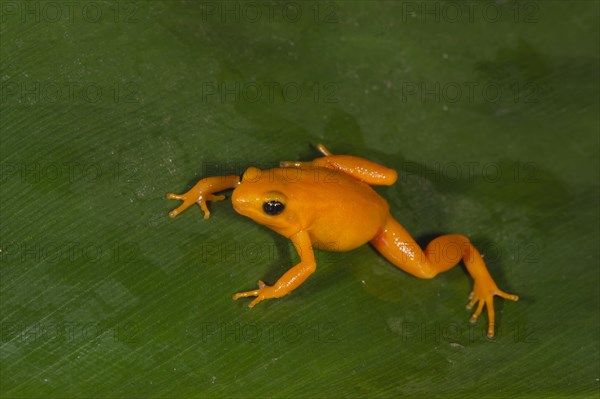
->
xmin=280 ymin=143 xmax=397 ymax=186
xmin=370 ymin=217 xmax=518 ymax=337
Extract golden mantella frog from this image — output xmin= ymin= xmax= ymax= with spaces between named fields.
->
xmin=167 ymin=144 xmax=518 ymax=337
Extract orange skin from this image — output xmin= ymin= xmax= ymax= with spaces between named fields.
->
xmin=167 ymin=144 xmax=518 ymax=338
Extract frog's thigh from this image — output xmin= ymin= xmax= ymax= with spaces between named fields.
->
xmin=280 ymin=144 xmax=396 ymax=185
xmin=314 ymin=155 xmax=397 ymax=186
xmin=370 ymin=218 xmax=437 ymax=279
xmin=370 ymin=218 xmax=487 ymax=279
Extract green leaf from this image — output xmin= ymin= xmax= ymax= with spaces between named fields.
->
xmin=1 ymin=1 xmax=598 ymax=398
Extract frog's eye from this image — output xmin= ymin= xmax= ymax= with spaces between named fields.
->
xmin=262 ymin=200 xmax=285 ymax=216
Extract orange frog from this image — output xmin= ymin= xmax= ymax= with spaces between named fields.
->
xmin=167 ymin=144 xmax=518 ymax=337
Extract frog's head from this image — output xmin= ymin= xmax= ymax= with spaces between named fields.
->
xmin=231 ymin=167 xmax=300 ymax=235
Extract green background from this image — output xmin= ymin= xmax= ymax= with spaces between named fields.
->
xmin=1 ymin=1 xmax=598 ymax=398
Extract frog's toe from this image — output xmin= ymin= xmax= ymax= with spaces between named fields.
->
xmin=468 ymin=297 xmax=486 ymax=324
xmin=233 ymin=281 xmax=275 ymax=307
xmin=198 ymin=194 xmax=226 ymax=219
xmin=466 ymin=289 xmax=519 ymax=338
xmin=168 ymin=202 xmax=192 ymax=218
xmin=248 ymin=296 xmax=266 ymax=308
xmin=466 ymin=294 xmax=494 ymax=337
xmin=232 ymin=289 xmax=259 ymax=300
xmin=496 ymin=289 xmax=519 ymax=302
xmin=167 ymin=192 xmax=199 ymax=217
xmin=232 ymin=280 xmax=264 ymax=299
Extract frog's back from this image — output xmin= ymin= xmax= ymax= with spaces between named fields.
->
xmin=272 ymin=167 xmax=390 ymax=251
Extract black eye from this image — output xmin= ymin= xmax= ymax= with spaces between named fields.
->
xmin=262 ymin=200 xmax=285 ymax=216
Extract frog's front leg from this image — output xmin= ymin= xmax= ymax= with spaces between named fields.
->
xmin=167 ymin=175 xmax=240 ymax=219
xmin=233 ymin=230 xmax=316 ymax=307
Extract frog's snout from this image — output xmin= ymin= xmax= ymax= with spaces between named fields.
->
xmin=230 ymin=190 xmax=248 ymax=213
